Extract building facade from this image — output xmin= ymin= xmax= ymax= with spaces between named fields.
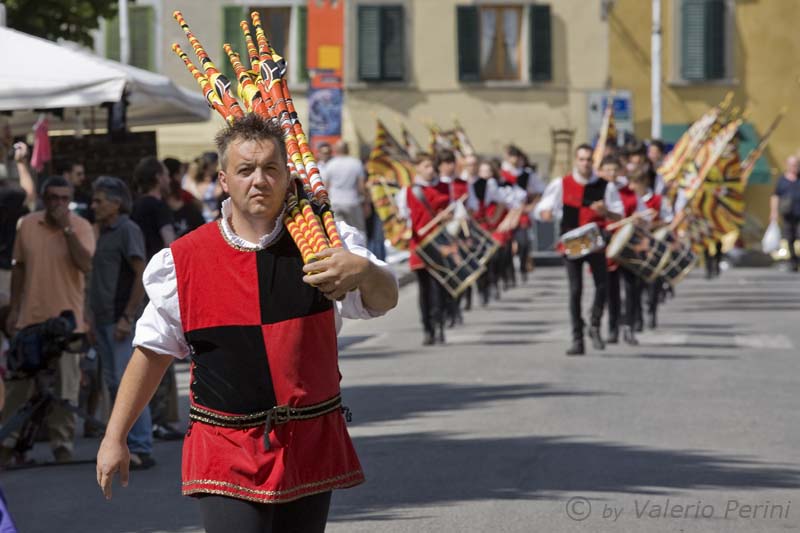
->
xmin=96 ymin=0 xmax=612 ymax=174
xmin=609 ymin=0 xmax=799 ymax=224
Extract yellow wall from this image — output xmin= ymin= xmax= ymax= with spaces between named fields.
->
xmin=609 ymin=0 xmax=799 ymax=225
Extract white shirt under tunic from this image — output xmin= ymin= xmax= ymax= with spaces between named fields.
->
xmin=133 ymin=198 xmax=397 ymax=359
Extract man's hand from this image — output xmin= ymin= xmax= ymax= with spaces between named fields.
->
xmin=302 ymin=247 xmax=370 ymax=301
xmin=114 ymin=317 xmax=133 ymax=341
xmin=12 ymin=142 xmax=28 ymax=163
xmin=539 ymin=209 xmax=553 ymax=222
xmin=96 ymin=437 xmax=131 ymax=500
xmin=590 ymin=200 xmax=608 ymax=217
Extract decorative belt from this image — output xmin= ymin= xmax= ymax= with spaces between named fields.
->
xmin=189 ymin=394 xmax=347 ymax=450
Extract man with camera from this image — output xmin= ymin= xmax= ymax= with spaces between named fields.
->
xmin=2 ymin=176 xmax=95 ymax=465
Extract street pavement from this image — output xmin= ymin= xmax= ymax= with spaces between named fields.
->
xmin=3 ymin=266 xmax=800 ymax=532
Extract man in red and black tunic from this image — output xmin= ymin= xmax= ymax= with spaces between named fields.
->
xmin=96 ymin=115 xmax=399 ymax=533
xmin=437 ymin=149 xmax=469 ymax=326
xmin=399 ymin=152 xmax=451 ymax=345
xmin=534 ymin=144 xmax=623 ymax=355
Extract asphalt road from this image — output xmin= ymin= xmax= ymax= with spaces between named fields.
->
xmin=4 ymin=266 xmax=800 ymax=533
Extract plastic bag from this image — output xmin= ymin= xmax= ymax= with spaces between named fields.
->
xmin=762 ymin=221 xmax=781 ymax=254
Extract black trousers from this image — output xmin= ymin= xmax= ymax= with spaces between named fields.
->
xmin=198 ymin=491 xmax=331 ymax=533
xmin=416 ymin=269 xmax=445 ymax=336
xmin=783 ymin=215 xmax=799 ymax=267
xmin=607 ymin=267 xmax=638 ymax=332
xmin=646 ymin=278 xmax=661 ymax=319
xmin=513 ymin=226 xmax=531 ymax=281
xmin=704 ymin=240 xmax=722 ymax=277
xmin=564 ymin=252 xmax=608 ymax=341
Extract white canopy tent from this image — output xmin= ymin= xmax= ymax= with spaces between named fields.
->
xmin=0 ymin=26 xmax=210 ymax=134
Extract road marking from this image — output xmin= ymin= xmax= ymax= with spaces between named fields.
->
xmin=734 ymin=334 xmax=793 ymax=350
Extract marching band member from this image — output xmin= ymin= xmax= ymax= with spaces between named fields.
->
xmin=600 ymin=156 xmax=643 ymax=346
xmin=400 ymin=152 xmax=452 ymax=345
xmin=470 ymin=160 xmax=506 ymax=305
xmin=97 ymin=115 xmax=399 ymax=531
xmin=534 ymin=144 xmax=623 ymax=356
xmin=629 ymin=168 xmax=673 ymax=329
xmin=437 ymin=149 xmax=469 ymax=323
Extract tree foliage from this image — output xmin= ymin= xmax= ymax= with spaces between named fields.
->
xmin=4 ymin=0 xmax=120 ymax=47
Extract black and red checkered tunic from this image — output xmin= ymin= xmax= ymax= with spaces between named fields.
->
xmin=171 ymin=221 xmax=363 ymax=503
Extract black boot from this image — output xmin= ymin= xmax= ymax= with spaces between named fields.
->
xmin=622 ymin=325 xmax=639 ymax=346
xmin=566 ymin=339 xmax=585 ymax=356
xmin=607 ymin=328 xmax=619 ymax=344
xmin=588 ymin=326 xmax=605 ymax=350
xmin=423 ymin=331 xmax=435 ymax=346
xmin=436 ymin=326 xmax=446 ymax=345
xmin=647 ymin=312 xmax=657 ymax=330
xmin=634 ymin=319 xmax=644 ymax=333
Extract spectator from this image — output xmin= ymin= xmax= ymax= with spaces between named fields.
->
xmin=770 ymin=155 xmax=800 ymax=272
xmin=130 ymin=157 xmax=182 ymax=440
xmin=88 ymin=177 xmax=155 ymax=469
xmin=323 ymin=141 xmax=368 ymax=233
xmin=164 ymin=157 xmax=205 ymax=238
xmin=316 ymin=141 xmax=333 ymax=177
xmin=131 ymin=157 xmax=176 ymax=260
xmin=184 ymin=152 xmax=222 ymax=222
xmin=1 ymin=176 xmax=95 ymax=465
xmin=58 ymin=161 xmax=91 ymax=220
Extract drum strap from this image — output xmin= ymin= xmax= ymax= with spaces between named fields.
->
xmin=411 ymin=185 xmax=435 ymax=217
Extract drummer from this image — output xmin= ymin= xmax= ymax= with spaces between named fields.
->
xmin=399 ymin=152 xmax=451 ymax=346
xmin=534 ymin=144 xmax=623 ymax=356
xmin=600 ymin=155 xmax=643 ymax=345
xmin=628 ymin=168 xmax=673 ymax=330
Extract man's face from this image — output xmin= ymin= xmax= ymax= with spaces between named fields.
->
xmin=464 ymin=156 xmax=479 ymax=177
xmin=416 ymin=159 xmax=436 ymax=182
xmin=507 ymin=153 xmax=522 ymax=168
xmin=478 ymin=163 xmax=493 ymax=180
xmin=66 ymin=164 xmax=86 ymax=187
xmin=219 ymin=138 xmax=289 ymax=220
xmin=599 ymin=163 xmax=619 ymax=182
xmin=575 ymin=148 xmax=593 ymax=176
xmin=318 ymin=146 xmax=332 ymax=162
xmin=647 ymin=145 xmax=663 ymax=164
xmin=786 ymin=157 xmax=799 ymax=176
xmin=43 ymin=186 xmax=72 ymax=220
xmin=157 ymin=164 xmax=170 ymax=192
xmin=627 ymin=154 xmax=645 ymax=175
xmin=438 ymin=160 xmax=456 ymax=178
xmin=91 ymin=191 xmax=120 ymax=225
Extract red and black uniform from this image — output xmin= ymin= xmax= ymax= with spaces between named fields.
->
xmin=607 ymin=181 xmax=640 ymax=339
xmin=643 ymin=191 xmax=666 ymax=328
xmin=560 ymin=175 xmax=610 ymax=343
xmin=407 ymin=181 xmax=450 ymax=340
xmin=472 ymin=178 xmax=505 ymax=305
xmin=171 ymin=223 xmax=363 ymax=504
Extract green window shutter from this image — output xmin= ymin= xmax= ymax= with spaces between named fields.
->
xmin=105 ymin=16 xmax=121 ymax=61
xmin=529 ymin=4 xmax=552 ymax=81
xmin=457 ymin=5 xmax=480 ymax=82
xmin=380 ymin=6 xmax=405 ymax=81
xmin=681 ymin=0 xmax=726 ymax=81
xmin=296 ymin=5 xmax=308 ymax=83
xmin=358 ymin=5 xmax=382 ymax=81
xmin=129 ymin=6 xmax=154 ymax=70
xmin=222 ymin=6 xmax=246 ymax=81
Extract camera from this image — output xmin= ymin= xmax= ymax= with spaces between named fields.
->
xmin=7 ymin=310 xmax=79 ymax=377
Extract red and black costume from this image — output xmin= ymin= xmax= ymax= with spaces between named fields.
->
xmin=607 ymin=181 xmax=640 ymax=342
xmin=407 ymin=181 xmax=451 ymax=342
xmin=643 ymin=191 xmax=667 ymax=329
xmin=560 ymin=175 xmax=610 ymax=344
xmin=171 ymin=222 xmax=363 ymax=503
xmin=472 ymin=178 xmax=505 ymax=305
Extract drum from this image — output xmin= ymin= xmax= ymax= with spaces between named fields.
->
xmin=654 ymin=227 xmax=697 ymax=285
xmin=457 ymin=217 xmax=499 ymax=266
xmin=559 ymin=222 xmax=605 ymax=259
xmin=606 ymin=223 xmax=670 ymax=282
xmin=416 ymin=224 xmax=487 ymax=298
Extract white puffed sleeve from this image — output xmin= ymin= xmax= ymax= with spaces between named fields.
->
xmin=132 ymin=249 xmax=191 ymax=359
xmin=533 ymin=178 xmax=563 ymax=221
xmin=334 ymin=221 xmax=398 ymax=329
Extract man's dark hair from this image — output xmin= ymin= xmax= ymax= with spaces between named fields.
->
xmin=576 ymin=143 xmax=593 ymax=154
xmin=56 ymin=161 xmax=81 ymax=175
xmin=435 ymin=149 xmax=456 ymax=169
xmin=133 ymin=156 xmax=164 ymax=194
xmin=505 ymin=144 xmax=526 ymax=159
xmin=93 ymin=176 xmax=133 ymax=214
xmin=600 ymin=155 xmax=620 ymax=168
xmin=40 ymin=176 xmax=73 ymax=197
xmin=214 ymin=114 xmax=287 ymax=171
xmin=649 ymin=139 xmax=665 ymax=153
xmin=413 ymin=152 xmax=434 ymax=166
xmin=623 ymin=140 xmax=647 ymax=157
xmin=163 ymin=157 xmax=182 ymax=179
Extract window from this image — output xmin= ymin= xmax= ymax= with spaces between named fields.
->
xmin=457 ymin=4 xmax=552 ymax=83
xmin=357 ymin=5 xmax=406 ymax=82
xmin=679 ymin=0 xmax=728 ymax=81
xmin=105 ymin=5 xmax=155 ymax=71
xmin=222 ymin=5 xmax=308 ymax=84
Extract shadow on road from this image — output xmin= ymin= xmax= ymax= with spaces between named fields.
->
xmin=332 ymin=432 xmax=800 ymax=522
